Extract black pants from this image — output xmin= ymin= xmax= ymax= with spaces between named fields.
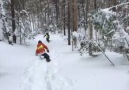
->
xmin=46 ymin=38 xmax=50 ymax=43
xmin=13 ymin=35 xmax=16 ymax=43
xmin=8 ymin=41 xmax=13 ymax=45
xmin=42 ymin=53 xmax=51 ymax=62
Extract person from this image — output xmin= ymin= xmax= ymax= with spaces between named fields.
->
xmin=35 ymin=40 xmax=51 ymax=62
xmin=13 ymin=33 xmax=16 ymax=43
xmin=8 ymin=33 xmax=13 ymax=45
xmin=44 ymin=32 xmax=50 ymax=43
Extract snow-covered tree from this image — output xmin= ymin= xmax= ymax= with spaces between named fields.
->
xmin=93 ymin=9 xmax=115 ymax=39
xmin=0 ymin=0 xmax=9 ymax=41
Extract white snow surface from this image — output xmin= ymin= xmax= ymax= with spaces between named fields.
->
xmin=0 ymin=34 xmax=129 ymax=90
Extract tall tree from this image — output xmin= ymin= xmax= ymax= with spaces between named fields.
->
xmin=88 ymin=0 xmax=93 ymax=56
xmin=11 ymin=0 xmax=15 ymax=32
xmin=68 ymin=0 xmax=71 ymax=45
xmin=55 ymin=0 xmax=59 ymax=27
xmin=112 ymin=0 xmax=117 ymax=11
xmin=72 ymin=0 xmax=78 ymax=31
xmin=63 ymin=0 xmax=66 ymax=35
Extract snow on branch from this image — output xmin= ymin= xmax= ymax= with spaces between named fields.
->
xmin=107 ymin=2 xmax=129 ymax=10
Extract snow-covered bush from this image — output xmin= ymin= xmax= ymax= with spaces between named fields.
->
xmin=92 ymin=6 xmax=129 ymax=50
xmin=93 ymin=9 xmax=115 ymax=38
xmin=0 ymin=0 xmax=9 ymax=41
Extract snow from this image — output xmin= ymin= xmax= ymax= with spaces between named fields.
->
xmin=101 ymin=8 xmax=116 ymax=17
xmin=72 ymin=31 xmax=79 ymax=37
xmin=0 ymin=33 xmax=129 ymax=90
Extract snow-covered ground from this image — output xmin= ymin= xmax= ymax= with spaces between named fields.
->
xmin=0 ymin=33 xmax=129 ymax=90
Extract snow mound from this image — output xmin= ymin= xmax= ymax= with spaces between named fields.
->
xmin=22 ymin=59 xmax=74 ymax=90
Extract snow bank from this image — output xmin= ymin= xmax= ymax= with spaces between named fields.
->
xmin=22 ymin=59 xmax=74 ymax=90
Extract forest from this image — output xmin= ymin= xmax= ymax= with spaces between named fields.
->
xmin=1 ymin=1 xmax=129 ymax=90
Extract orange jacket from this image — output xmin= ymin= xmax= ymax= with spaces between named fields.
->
xmin=36 ymin=42 xmax=48 ymax=55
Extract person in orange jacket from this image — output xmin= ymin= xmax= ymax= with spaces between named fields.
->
xmin=35 ymin=40 xmax=51 ymax=62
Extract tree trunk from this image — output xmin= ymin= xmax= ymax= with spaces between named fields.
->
xmin=55 ymin=0 xmax=59 ymax=28
xmin=11 ymin=0 xmax=15 ymax=33
xmin=89 ymin=14 xmax=93 ymax=56
xmin=68 ymin=0 xmax=71 ymax=45
xmin=63 ymin=0 xmax=66 ymax=35
xmin=47 ymin=0 xmax=50 ymax=26
xmin=112 ymin=0 xmax=117 ymax=11
xmin=87 ymin=0 xmax=93 ymax=56
xmin=72 ymin=0 xmax=78 ymax=32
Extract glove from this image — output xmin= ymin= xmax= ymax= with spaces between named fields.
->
xmin=47 ymin=49 xmax=49 ymax=53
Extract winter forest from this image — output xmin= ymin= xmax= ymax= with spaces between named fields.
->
xmin=1 ymin=0 xmax=129 ymax=90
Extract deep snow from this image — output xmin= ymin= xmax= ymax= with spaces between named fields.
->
xmin=0 ymin=34 xmax=129 ymax=90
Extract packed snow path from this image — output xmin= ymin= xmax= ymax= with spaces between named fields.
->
xmin=0 ymin=34 xmax=129 ymax=90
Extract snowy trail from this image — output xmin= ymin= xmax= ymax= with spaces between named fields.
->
xmin=22 ymin=34 xmax=74 ymax=90
xmin=0 ymin=34 xmax=129 ymax=90
xmin=22 ymin=34 xmax=129 ymax=90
